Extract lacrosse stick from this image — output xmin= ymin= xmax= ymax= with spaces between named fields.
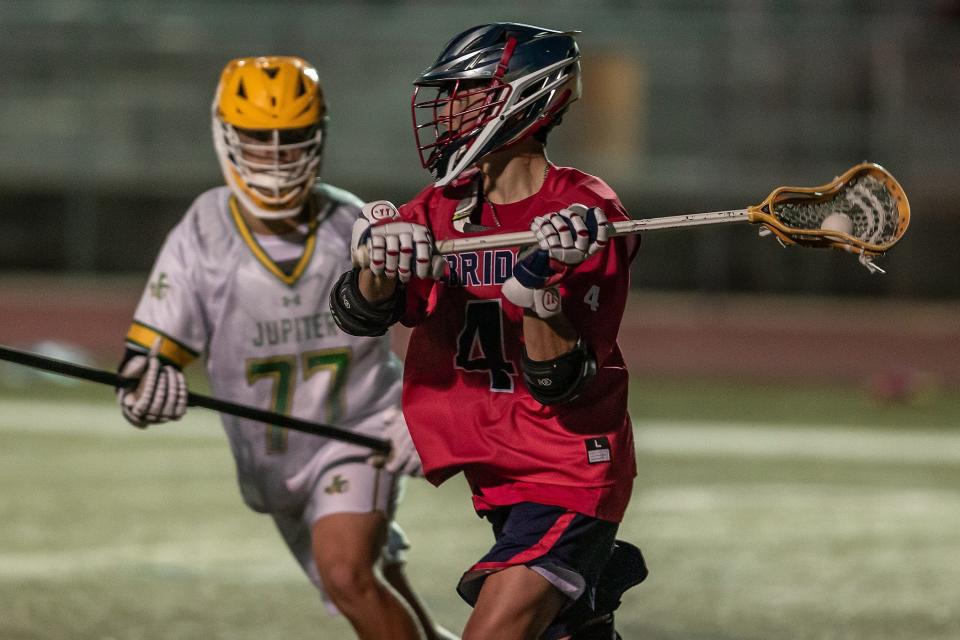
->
xmin=435 ymin=163 xmax=910 ymax=273
xmin=0 ymin=344 xmax=391 ymax=454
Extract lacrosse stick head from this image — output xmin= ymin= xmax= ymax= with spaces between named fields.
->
xmin=747 ymin=163 xmax=909 ymax=268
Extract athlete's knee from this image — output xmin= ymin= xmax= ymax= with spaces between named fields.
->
xmin=462 ymin=617 xmax=504 ymax=640
xmin=463 ymin=607 xmax=542 ymax=640
xmin=463 ymin=620 xmax=538 ymax=640
xmin=316 ymin=555 xmax=380 ymax=607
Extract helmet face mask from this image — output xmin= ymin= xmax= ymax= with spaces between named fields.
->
xmin=412 ymin=23 xmax=581 ymax=187
xmin=219 ymin=124 xmax=323 ymax=209
xmin=413 ymin=79 xmax=511 ymax=181
xmin=212 ymin=57 xmax=327 ymax=220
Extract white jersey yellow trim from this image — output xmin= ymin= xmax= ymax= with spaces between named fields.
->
xmin=228 ymin=196 xmax=318 ymax=287
xmin=125 ymin=321 xmax=199 ymax=368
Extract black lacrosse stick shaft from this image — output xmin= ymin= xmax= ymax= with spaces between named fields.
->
xmin=0 ymin=344 xmax=124 ymax=387
xmin=0 ymin=344 xmax=391 ymax=454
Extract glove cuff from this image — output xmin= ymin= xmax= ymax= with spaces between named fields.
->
xmin=503 ymin=277 xmax=562 ymax=318
xmin=502 ymin=276 xmax=535 ymax=309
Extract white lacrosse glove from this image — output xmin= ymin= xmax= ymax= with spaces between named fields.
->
xmin=531 ymin=204 xmax=609 ymax=267
xmin=502 ymin=204 xmax=610 ymax=318
xmin=351 ymin=200 xmax=444 ymax=282
xmin=118 ymin=339 xmax=188 ymax=428
xmin=368 ymin=407 xmax=422 ymax=477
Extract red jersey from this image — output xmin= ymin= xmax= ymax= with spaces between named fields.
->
xmin=398 ymin=165 xmax=639 ymax=522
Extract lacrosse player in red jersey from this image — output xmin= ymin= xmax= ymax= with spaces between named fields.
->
xmin=331 ymin=24 xmax=647 ymax=640
xmin=116 ymin=56 xmax=455 ymax=640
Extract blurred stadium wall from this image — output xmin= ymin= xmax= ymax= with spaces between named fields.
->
xmin=1 ymin=1 xmax=958 ymax=385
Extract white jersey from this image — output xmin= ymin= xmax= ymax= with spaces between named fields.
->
xmin=126 ymin=184 xmax=403 ymax=513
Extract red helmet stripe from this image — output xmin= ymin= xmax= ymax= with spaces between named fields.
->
xmin=493 ymin=37 xmax=518 ymax=79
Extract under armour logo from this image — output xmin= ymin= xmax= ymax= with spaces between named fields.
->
xmin=149 ymin=273 xmax=169 ymax=300
xmin=283 ymin=294 xmax=301 ymax=307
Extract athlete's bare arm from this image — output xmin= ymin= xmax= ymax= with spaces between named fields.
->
xmin=522 ymin=312 xmax=577 ymax=360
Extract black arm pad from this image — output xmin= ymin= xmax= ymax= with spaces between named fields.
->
xmin=329 ymin=268 xmax=406 ymax=337
xmin=521 ymin=338 xmax=597 ymax=405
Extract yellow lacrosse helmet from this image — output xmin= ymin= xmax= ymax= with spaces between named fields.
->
xmin=212 ymin=56 xmax=327 ymax=219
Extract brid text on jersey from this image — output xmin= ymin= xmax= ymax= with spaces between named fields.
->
xmin=443 ymin=249 xmax=515 ymax=287
xmin=252 ymin=311 xmax=340 ymax=347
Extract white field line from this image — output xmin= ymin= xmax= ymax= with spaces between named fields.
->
xmin=634 ymin=420 xmax=960 ymax=464
xmin=0 ymin=398 xmax=223 ymax=438
xmin=1 ymin=399 xmax=959 ymax=462
xmin=4 ymin=484 xmax=958 ymax=581
xmin=2 ymin=401 xmax=959 ymax=581
xmin=0 ymin=538 xmax=305 ymax=582
xmin=637 ymin=483 xmax=960 ymax=514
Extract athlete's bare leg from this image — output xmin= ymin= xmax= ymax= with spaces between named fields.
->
xmin=312 ymin=512 xmax=423 ymax=640
xmin=462 ymin=565 xmax=567 ymax=640
xmin=383 ymin=563 xmax=460 ymax=640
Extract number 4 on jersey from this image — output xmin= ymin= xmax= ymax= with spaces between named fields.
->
xmin=584 ymin=285 xmax=600 ymax=312
xmin=455 ymin=300 xmax=516 ymax=392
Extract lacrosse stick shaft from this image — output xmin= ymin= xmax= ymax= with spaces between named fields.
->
xmin=0 ymin=344 xmax=391 ymax=454
xmin=434 ymin=209 xmax=750 ymax=255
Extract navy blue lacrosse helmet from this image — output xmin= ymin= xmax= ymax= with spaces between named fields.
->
xmin=412 ymin=23 xmax=581 ymax=186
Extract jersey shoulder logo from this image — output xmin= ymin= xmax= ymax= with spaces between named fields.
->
xmin=149 ymin=273 xmax=170 ymax=300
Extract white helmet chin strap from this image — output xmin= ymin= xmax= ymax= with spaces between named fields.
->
xmin=231 ymin=184 xmax=305 ymax=220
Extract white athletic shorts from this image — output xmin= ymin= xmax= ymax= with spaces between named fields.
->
xmin=270 ymin=408 xmax=410 ymax=612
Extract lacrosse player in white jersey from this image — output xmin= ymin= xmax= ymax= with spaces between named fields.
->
xmin=116 ymin=56 xmax=455 ymax=640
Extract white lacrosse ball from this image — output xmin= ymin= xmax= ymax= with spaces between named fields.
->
xmin=820 ymin=213 xmax=853 ymax=235
xmin=820 ymin=213 xmax=854 ymax=235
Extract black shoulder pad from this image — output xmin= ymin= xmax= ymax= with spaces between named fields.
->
xmin=329 ymin=268 xmax=405 ymax=337
xmin=521 ymin=338 xmax=597 ymax=405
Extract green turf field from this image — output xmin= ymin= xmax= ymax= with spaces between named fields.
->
xmin=1 ymin=377 xmax=958 ymax=639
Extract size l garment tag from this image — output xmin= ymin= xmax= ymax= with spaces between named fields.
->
xmin=585 ymin=437 xmax=611 ymax=464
